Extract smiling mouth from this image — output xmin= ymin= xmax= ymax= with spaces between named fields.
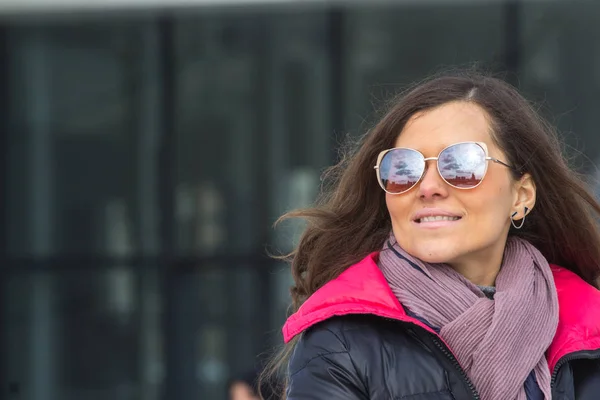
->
xmin=416 ymin=216 xmax=462 ymax=223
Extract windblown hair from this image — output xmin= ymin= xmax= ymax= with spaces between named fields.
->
xmin=260 ymin=69 xmax=600 ymax=399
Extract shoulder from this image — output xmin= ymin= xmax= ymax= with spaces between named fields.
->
xmin=547 ymin=265 xmax=600 ymax=370
xmin=290 ymin=315 xmax=417 ymax=375
xmin=298 ymin=314 xmax=414 ymax=346
xmin=551 ymin=264 xmax=600 ymax=296
xmin=286 ymin=316 xmax=375 ymax=399
xmin=290 ymin=315 xmax=378 ymax=366
xmin=550 ymin=264 xmax=600 ymax=327
xmin=288 ymin=315 xmax=454 ymax=399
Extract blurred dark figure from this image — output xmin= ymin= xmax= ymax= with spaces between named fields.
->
xmin=228 ymin=368 xmax=281 ymax=400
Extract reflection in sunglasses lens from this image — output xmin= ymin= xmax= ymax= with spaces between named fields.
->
xmin=379 ymin=149 xmax=424 ymax=194
xmin=438 ymin=143 xmax=486 ymax=188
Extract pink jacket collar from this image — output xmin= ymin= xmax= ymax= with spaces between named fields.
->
xmin=282 ymin=253 xmax=600 ymax=372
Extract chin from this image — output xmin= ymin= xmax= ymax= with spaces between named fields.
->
xmin=404 ymin=242 xmax=459 ymax=264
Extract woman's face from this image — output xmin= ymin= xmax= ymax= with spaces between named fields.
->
xmin=386 ymin=101 xmax=532 ymax=283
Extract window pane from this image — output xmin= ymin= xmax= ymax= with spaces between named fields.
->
xmin=174 ymin=11 xmax=331 ymax=255
xmin=4 ymin=17 xmax=164 ymax=400
xmin=520 ymin=0 xmax=600 ymax=174
xmin=173 ymin=9 xmax=332 ymax=398
xmin=4 ymin=267 xmax=162 ymax=400
xmin=6 ymin=22 xmax=149 ymax=257
xmin=175 ymin=13 xmax=267 ymax=256
xmin=343 ymin=4 xmax=505 ymax=131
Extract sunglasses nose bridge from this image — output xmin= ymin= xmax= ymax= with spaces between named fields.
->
xmin=415 ymin=158 xmax=449 ymax=198
xmin=421 ymin=156 xmax=440 ymax=179
xmin=419 ymin=156 xmax=444 ymax=182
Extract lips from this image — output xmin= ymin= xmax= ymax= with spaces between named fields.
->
xmin=412 ymin=209 xmax=463 ymax=223
xmin=417 ymin=215 xmax=461 ymax=223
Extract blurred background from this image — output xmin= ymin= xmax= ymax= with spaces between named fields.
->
xmin=2 ymin=0 xmax=600 ymax=399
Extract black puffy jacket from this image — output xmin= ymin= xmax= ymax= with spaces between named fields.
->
xmin=283 ymin=253 xmax=600 ymax=399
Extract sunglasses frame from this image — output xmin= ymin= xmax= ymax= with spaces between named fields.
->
xmin=373 ymin=141 xmax=514 ymax=195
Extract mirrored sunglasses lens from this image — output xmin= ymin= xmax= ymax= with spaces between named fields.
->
xmin=438 ymin=143 xmax=487 ymax=188
xmin=379 ymin=149 xmax=424 ymax=193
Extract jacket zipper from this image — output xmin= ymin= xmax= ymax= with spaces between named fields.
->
xmin=431 ymin=342 xmax=600 ymax=397
xmin=396 ymin=319 xmax=480 ymax=400
xmin=398 ymin=319 xmax=600 ymax=398
xmin=550 ymin=348 xmax=600 ymax=387
xmin=431 ymin=336 xmax=480 ymax=400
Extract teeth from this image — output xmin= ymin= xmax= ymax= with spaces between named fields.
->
xmin=419 ymin=216 xmax=460 ymax=223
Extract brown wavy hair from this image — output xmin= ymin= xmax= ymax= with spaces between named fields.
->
xmin=260 ymin=69 xmax=600 ymax=398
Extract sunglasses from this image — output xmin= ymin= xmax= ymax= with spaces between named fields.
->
xmin=374 ymin=141 xmax=515 ymax=195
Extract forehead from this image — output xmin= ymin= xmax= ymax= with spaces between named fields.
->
xmin=394 ymin=101 xmax=495 ymax=153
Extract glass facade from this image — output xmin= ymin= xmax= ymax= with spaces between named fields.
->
xmin=2 ymin=1 xmax=600 ymax=399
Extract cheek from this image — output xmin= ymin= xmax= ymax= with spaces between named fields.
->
xmin=385 ymin=194 xmax=410 ymax=223
xmin=469 ymin=184 xmax=513 ymax=226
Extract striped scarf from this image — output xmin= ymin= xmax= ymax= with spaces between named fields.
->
xmin=378 ymin=235 xmax=559 ymax=400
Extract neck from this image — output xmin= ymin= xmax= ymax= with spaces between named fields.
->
xmin=447 ymin=237 xmax=509 ymax=287
xmin=450 ymin=263 xmax=499 ymax=286
xmin=448 ymin=253 xmax=505 ymax=287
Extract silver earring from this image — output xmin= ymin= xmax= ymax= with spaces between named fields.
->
xmin=511 ymin=207 xmax=529 ymax=230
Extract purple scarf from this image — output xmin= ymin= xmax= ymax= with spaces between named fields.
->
xmin=378 ymin=234 xmax=559 ymax=400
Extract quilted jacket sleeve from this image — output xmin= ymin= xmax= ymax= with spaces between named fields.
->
xmin=572 ymin=357 xmax=600 ymax=398
xmin=286 ymin=325 xmax=368 ymax=400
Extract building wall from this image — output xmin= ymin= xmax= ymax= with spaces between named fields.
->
xmin=3 ymin=1 xmax=600 ymax=399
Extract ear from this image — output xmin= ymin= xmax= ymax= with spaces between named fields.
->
xmin=511 ymin=173 xmax=536 ymax=220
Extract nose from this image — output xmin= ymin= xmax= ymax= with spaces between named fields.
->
xmin=416 ymin=162 xmax=448 ymax=200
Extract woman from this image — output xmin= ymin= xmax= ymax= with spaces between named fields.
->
xmin=276 ymin=72 xmax=600 ymax=400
